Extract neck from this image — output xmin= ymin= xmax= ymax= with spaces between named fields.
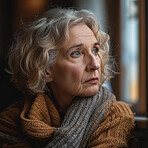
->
xmin=49 ymin=86 xmax=74 ymax=112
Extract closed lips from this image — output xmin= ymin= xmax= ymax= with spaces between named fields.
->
xmin=84 ymin=77 xmax=98 ymax=83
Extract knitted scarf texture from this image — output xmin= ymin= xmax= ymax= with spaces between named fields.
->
xmin=44 ymin=86 xmax=116 ymax=148
xmin=0 ymin=86 xmax=116 ymax=147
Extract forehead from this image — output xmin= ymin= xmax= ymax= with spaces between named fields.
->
xmin=69 ymin=24 xmax=96 ymax=40
xmin=63 ymin=24 xmax=97 ymax=48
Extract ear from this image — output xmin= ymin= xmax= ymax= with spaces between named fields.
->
xmin=45 ymin=68 xmax=53 ymax=83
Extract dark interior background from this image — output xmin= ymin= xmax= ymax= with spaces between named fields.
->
xmin=0 ymin=0 xmax=148 ymax=147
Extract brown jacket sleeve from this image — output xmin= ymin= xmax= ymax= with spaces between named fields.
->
xmin=88 ymin=101 xmax=135 ymax=148
xmin=0 ymin=100 xmax=33 ymax=148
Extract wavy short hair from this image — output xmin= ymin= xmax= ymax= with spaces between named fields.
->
xmin=8 ymin=7 xmax=114 ymax=95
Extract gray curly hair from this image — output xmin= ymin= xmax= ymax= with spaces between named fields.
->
xmin=8 ymin=7 xmax=113 ymax=95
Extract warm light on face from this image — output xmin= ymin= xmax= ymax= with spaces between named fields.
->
xmin=49 ymin=24 xmax=101 ymax=100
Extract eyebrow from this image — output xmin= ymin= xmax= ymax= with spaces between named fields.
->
xmin=68 ymin=42 xmax=99 ymax=51
xmin=94 ymin=42 xmax=99 ymax=46
xmin=68 ymin=43 xmax=83 ymax=51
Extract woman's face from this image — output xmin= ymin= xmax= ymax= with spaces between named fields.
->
xmin=49 ymin=24 xmax=101 ymax=99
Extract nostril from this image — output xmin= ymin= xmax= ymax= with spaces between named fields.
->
xmin=87 ymin=62 xmax=100 ymax=71
xmin=90 ymin=65 xmax=99 ymax=71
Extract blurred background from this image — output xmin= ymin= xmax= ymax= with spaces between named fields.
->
xmin=0 ymin=0 xmax=147 ymax=145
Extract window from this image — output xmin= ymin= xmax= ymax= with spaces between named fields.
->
xmin=120 ymin=0 xmax=139 ymax=105
xmin=120 ymin=0 xmax=147 ymax=116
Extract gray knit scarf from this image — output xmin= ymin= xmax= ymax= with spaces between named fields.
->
xmin=44 ymin=86 xmax=116 ymax=148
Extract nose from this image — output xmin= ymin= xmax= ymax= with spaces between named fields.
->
xmin=86 ymin=54 xmax=100 ymax=72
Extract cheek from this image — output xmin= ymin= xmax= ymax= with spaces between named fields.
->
xmin=53 ymin=62 xmax=84 ymax=86
xmin=70 ymin=66 xmax=84 ymax=82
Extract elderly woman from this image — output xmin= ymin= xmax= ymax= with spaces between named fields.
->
xmin=0 ymin=8 xmax=135 ymax=148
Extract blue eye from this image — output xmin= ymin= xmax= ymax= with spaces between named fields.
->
xmin=71 ymin=51 xmax=80 ymax=57
xmin=92 ymin=48 xmax=99 ymax=55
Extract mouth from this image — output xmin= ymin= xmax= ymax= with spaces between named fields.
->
xmin=84 ymin=77 xmax=98 ymax=84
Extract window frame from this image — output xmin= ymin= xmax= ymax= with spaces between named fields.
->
xmin=146 ymin=0 xmax=148 ymax=117
xmin=135 ymin=0 xmax=148 ymax=129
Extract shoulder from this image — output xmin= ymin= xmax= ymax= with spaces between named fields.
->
xmin=102 ymin=101 xmax=135 ymax=125
xmin=88 ymin=101 xmax=135 ymax=147
xmin=0 ymin=99 xmax=25 ymax=116
xmin=0 ymin=99 xmax=25 ymax=133
xmin=99 ymin=101 xmax=135 ymax=132
xmin=108 ymin=101 xmax=135 ymax=117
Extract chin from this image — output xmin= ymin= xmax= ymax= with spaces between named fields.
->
xmin=80 ymin=86 xmax=99 ymax=97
